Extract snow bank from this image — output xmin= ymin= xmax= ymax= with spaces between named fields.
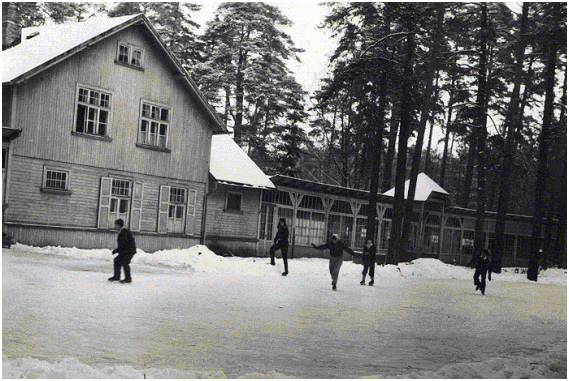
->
xmin=1 ymin=355 xmax=294 ymax=379
xmin=11 ymin=243 xmax=567 ymax=285
xmin=3 ymin=344 xmax=566 ymax=379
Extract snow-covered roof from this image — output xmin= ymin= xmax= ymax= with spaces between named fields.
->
xmin=209 ymin=135 xmax=275 ymax=189
xmin=3 ymin=15 xmax=141 ymax=83
xmin=2 ymin=14 xmax=225 ymax=132
xmin=383 ymin=173 xmax=450 ymax=202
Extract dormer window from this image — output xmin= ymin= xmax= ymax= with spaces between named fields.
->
xmin=116 ymin=42 xmax=144 ymax=69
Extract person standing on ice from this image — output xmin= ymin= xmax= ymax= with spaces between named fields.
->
xmin=270 ymin=218 xmax=289 ymax=276
xmin=312 ymin=234 xmax=355 ymax=290
xmin=360 ymin=239 xmax=376 ymax=286
xmin=108 ymin=219 xmax=137 ymax=284
xmin=473 ymin=249 xmax=491 ymax=295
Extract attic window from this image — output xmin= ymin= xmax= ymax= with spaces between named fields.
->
xmin=26 ymin=31 xmax=40 ymax=40
xmin=116 ymin=42 xmax=144 ymax=69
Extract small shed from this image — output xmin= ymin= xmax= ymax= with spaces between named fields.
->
xmin=205 ymin=135 xmax=274 ymax=255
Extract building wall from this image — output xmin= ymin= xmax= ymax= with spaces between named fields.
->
xmin=4 ymin=24 xmax=216 ymax=251
xmin=6 ymin=225 xmax=199 ymax=253
xmin=206 ymin=183 xmax=261 ymax=239
xmin=5 ymin=156 xmax=205 ymax=251
xmin=10 ymin=25 xmax=213 ymax=183
xmin=205 ymin=183 xmax=262 ymax=255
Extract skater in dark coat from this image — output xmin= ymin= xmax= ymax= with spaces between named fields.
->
xmin=311 ymin=234 xmax=355 ymax=290
xmin=270 ymin=218 xmax=289 ymax=276
xmin=473 ymin=249 xmax=492 ymax=294
xmin=360 ymin=239 xmax=376 ymax=286
xmin=108 ymin=219 xmax=137 ymax=283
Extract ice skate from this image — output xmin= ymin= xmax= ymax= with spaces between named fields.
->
xmin=108 ymin=276 xmax=120 ymax=282
xmin=369 ymin=279 xmax=374 ymax=286
xmin=120 ymin=279 xmax=132 ymax=284
xmin=282 ymin=271 xmax=288 ymax=276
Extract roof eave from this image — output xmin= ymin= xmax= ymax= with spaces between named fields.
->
xmin=5 ymin=15 xmax=146 ymax=86
xmin=4 ymin=14 xmax=226 ymax=134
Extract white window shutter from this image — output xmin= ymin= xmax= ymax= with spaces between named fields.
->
xmin=158 ymin=185 xmax=170 ymax=233
xmin=97 ymin=177 xmax=112 ymax=229
xmin=185 ymin=189 xmax=197 ymax=235
xmin=130 ymin=182 xmax=144 ymax=232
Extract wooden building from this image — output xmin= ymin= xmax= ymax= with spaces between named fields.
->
xmin=205 ymin=134 xmax=275 ymax=255
xmin=259 ymin=174 xmax=563 ymax=267
xmin=2 ymin=14 xmax=226 ymax=252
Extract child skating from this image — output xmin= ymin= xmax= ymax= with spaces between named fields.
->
xmin=360 ymin=239 xmax=376 ymax=286
xmin=311 ymin=234 xmax=355 ymax=290
xmin=474 ymin=249 xmax=492 ymax=295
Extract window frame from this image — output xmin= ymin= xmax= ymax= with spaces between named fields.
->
xmin=115 ymin=41 xmax=145 ymax=70
xmin=41 ymin=166 xmax=71 ymax=195
xmin=108 ymin=178 xmax=132 ymax=226
xmin=225 ymin=191 xmax=243 ymax=212
xmin=73 ymin=84 xmax=113 ymax=140
xmin=168 ymin=186 xmax=187 ymax=221
xmin=137 ymin=100 xmax=172 ymax=152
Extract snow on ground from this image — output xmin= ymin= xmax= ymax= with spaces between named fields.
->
xmin=3 ymin=243 xmax=567 ymax=379
xmin=10 ymin=243 xmax=567 ymax=285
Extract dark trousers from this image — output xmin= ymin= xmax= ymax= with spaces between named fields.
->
xmin=270 ymin=243 xmax=288 ymax=272
xmin=473 ymin=269 xmax=487 ymax=293
xmin=114 ymin=253 xmax=134 ymax=280
xmin=362 ymin=257 xmax=375 ymax=278
xmin=329 ymin=256 xmax=343 ymax=285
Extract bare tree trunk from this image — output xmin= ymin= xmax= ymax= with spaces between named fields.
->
xmin=387 ymin=27 xmax=415 ymax=265
xmin=460 ymin=133 xmax=476 ymax=209
xmin=473 ymin=3 xmax=490 ymax=264
xmin=382 ymin=100 xmax=399 ymax=192
xmin=400 ymin=3 xmax=445 ymax=259
xmin=493 ymin=3 xmax=528 ymax=274
xmin=440 ymin=79 xmax=456 ymax=188
xmin=366 ymin=9 xmax=391 ymax=245
xmin=528 ymin=3 xmax=562 ymax=281
xmin=424 ymin=73 xmax=440 ymax=177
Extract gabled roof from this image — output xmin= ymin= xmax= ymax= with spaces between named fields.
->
xmin=210 ymin=135 xmax=275 ymax=189
xmin=383 ymin=173 xmax=451 ymax=202
xmin=2 ymin=14 xmax=225 ymax=133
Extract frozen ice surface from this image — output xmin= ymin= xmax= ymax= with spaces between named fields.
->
xmin=3 ymin=243 xmax=567 ymax=378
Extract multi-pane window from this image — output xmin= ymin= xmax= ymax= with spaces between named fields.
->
xmin=75 ymin=87 xmax=111 ymax=136
xmin=45 ymin=170 xmax=68 ymax=190
xmin=169 ymin=187 xmax=186 ymax=219
xmin=258 ymin=204 xmax=275 ymax=240
xmin=109 ymin=179 xmax=131 ymax=224
xmin=117 ymin=42 xmax=143 ymax=68
xmin=295 ymin=210 xmax=326 ymax=246
xmin=167 ymin=187 xmax=186 ymax=233
xmin=262 ymin=189 xmax=293 ymax=206
xmin=43 ymin=169 xmax=69 ymax=191
xmin=139 ymin=103 xmax=170 ymax=148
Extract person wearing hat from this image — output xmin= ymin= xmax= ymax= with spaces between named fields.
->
xmin=311 ymin=234 xmax=355 ymax=290
xmin=473 ymin=249 xmax=492 ymax=295
xmin=270 ymin=218 xmax=289 ymax=276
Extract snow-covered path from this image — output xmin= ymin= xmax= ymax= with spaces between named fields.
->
xmin=2 ymin=245 xmax=567 ymax=378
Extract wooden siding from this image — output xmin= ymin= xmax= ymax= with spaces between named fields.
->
xmin=5 ymin=155 xmax=205 ymax=237
xmin=5 ymin=225 xmax=200 ymax=253
xmin=205 ymin=184 xmax=261 ymax=240
xmin=10 ymin=25 xmax=212 ymax=183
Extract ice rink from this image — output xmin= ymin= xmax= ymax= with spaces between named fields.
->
xmin=2 ymin=244 xmax=566 ymax=378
